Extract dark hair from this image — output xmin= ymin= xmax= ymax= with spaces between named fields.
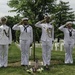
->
xmin=1 ymin=17 xmax=7 ymax=21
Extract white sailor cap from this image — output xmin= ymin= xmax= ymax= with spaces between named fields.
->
xmin=22 ymin=17 xmax=29 ymax=21
xmin=65 ymin=21 xmax=73 ymax=25
xmin=44 ymin=13 xmax=51 ymax=18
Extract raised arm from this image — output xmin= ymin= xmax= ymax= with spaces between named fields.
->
xmin=12 ymin=24 xmax=20 ymax=30
xmin=35 ymin=21 xmax=42 ymax=28
xmin=58 ymin=25 xmax=66 ymax=31
xmin=12 ymin=21 xmax=23 ymax=30
xmin=35 ymin=19 xmax=45 ymax=28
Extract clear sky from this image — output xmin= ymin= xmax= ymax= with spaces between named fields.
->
xmin=0 ymin=0 xmax=75 ymax=17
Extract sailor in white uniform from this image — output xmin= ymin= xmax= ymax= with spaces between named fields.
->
xmin=35 ymin=14 xmax=54 ymax=69
xmin=59 ymin=22 xmax=75 ymax=64
xmin=12 ymin=18 xmax=33 ymax=66
xmin=0 ymin=17 xmax=12 ymax=67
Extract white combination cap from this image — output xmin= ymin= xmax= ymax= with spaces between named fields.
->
xmin=65 ymin=21 xmax=73 ymax=25
xmin=22 ymin=17 xmax=28 ymax=21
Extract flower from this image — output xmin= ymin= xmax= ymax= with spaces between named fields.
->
xmin=37 ymin=67 xmax=44 ymax=73
xmin=26 ymin=68 xmax=33 ymax=73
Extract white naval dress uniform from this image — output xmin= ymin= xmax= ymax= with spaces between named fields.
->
xmin=0 ymin=25 xmax=12 ymax=67
xmin=12 ymin=24 xmax=33 ymax=65
xmin=59 ymin=25 xmax=75 ymax=64
xmin=35 ymin=21 xmax=54 ymax=66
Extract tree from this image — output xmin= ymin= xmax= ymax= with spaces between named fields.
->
xmin=53 ymin=1 xmax=75 ymax=41
xmin=8 ymin=0 xmax=57 ymax=61
xmin=8 ymin=0 xmax=57 ymax=42
xmin=7 ymin=0 xmax=75 ymax=42
xmin=6 ymin=15 xmax=21 ymax=42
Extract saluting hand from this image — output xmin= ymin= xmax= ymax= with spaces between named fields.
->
xmin=40 ymin=18 xmax=46 ymax=23
xmin=18 ymin=21 xmax=23 ymax=25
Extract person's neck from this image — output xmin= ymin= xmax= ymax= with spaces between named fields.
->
xmin=45 ymin=21 xmax=50 ymax=23
xmin=2 ymin=23 xmax=6 ymax=25
xmin=68 ymin=28 xmax=73 ymax=31
xmin=24 ymin=23 xmax=28 ymax=25
xmin=24 ymin=24 xmax=28 ymax=26
xmin=68 ymin=27 xmax=72 ymax=29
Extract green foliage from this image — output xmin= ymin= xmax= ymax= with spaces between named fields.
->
xmin=53 ymin=1 xmax=75 ymax=39
xmin=8 ymin=0 xmax=57 ymax=22
xmin=7 ymin=0 xmax=75 ymax=41
xmin=6 ymin=14 xmax=21 ymax=26
xmin=5 ymin=15 xmax=21 ymax=41
xmin=8 ymin=0 xmax=57 ymax=42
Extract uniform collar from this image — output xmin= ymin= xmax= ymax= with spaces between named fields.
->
xmin=46 ymin=23 xmax=50 ymax=25
xmin=67 ymin=28 xmax=73 ymax=30
xmin=2 ymin=24 xmax=6 ymax=26
xmin=23 ymin=25 xmax=29 ymax=27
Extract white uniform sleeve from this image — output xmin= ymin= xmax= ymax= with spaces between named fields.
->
xmin=35 ymin=21 xmax=42 ymax=28
xmin=58 ymin=25 xmax=66 ymax=31
xmin=30 ymin=26 xmax=33 ymax=44
xmin=9 ymin=28 xmax=12 ymax=44
xmin=12 ymin=24 xmax=20 ymax=30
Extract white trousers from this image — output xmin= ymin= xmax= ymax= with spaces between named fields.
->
xmin=20 ymin=40 xmax=30 ymax=65
xmin=0 ymin=45 xmax=8 ymax=67
xmin=41 ymin=41 xmax=52 ymax=66
xmin=64 ymin=43 xmax=74 ymax=64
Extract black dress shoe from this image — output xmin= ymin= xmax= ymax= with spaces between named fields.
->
xmin=43 ymin=65 xmax=50 ymax=71
xmin=46 ymin=65 xmax=50 ymax=71
xmin=21 ymin=65 xmax=25 ymax=67
xmin=25 ymin=65 xmax=29 ymax=70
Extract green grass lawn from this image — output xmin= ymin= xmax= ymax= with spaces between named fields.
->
xmin=0 ymin=42 xmax=75 ymax=75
